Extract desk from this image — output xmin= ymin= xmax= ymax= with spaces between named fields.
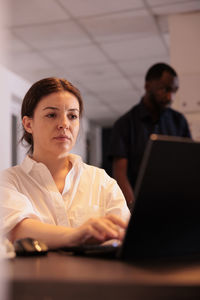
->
xmin=5 ymin=252 xmax=200 ymax=300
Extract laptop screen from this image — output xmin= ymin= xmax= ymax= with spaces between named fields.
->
xmin=120 ymin=134 xmax=200 ymax=260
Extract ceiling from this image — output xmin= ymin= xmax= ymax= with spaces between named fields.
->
xmin=5 ymin=0 xmax=200 ymax=126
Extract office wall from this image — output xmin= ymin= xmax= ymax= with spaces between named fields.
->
xmin=0 ymin=66 xmax=30 ymax=171
xmin=87 ymin=123 xmax=102 ymax=167
xmin=73 ymin=120 xmax=102 ymax=167
xmin=169 ymin=12 xmax=200 ymax=140
xmin=70 ymin=117 xmax=89 ymax=162
xmin=0 ymin=1 xmax=9 ymax=299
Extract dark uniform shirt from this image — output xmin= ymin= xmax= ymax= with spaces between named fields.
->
xmin=108 ymin=100 xmax=191 ymax=189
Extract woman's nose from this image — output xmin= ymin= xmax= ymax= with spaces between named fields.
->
xmin=58 ymin=115 xmax=69 ymax=129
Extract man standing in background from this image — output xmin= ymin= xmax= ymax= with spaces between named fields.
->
xmin=108 ymin=63 xmax=191 ymax=208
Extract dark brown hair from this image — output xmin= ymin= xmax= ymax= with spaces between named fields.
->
xmin=21 ymin=77 xmax=83 ymax=153
xmin=145 ymin=63 xmax=177 ymax=82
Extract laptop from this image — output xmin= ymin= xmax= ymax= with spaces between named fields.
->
xmin=61 ymin=134 xmax=200 ymax=261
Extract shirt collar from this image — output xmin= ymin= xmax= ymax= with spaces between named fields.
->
xmin=20 ymin=154 xmax=83 ymax=174
xmin=21 ymin=155 xmax=36 ymax=173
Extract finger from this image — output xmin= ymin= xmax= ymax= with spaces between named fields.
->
xmin=103 ymin=218 xmax=126 ymax=241
xmin=105 ymin=214 xmax=128 ymax=229
xmin=99 ymin=218 xmax=119 ymax=231
xmin=91 ymin=219 xmax=120 ymax=239
xmin=118 ymin=228 xmax=126 ymax=241
xmin=80 ymin=224 xmax=107 ymax=244
xmin=100 ymin=218 xmax=126 ymax=238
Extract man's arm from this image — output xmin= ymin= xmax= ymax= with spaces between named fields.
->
xmin=113 ymin=158 xmax=134 ymax=209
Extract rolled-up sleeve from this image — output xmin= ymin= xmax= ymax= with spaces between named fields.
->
xmin=0 ymin=186 xmax=40 ymax=236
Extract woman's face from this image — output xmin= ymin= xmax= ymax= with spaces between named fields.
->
xmin=23 ymin=91 xmax=80 ymax=159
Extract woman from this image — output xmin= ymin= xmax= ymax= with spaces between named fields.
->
xmin=0 ymin=78 xmax=130 ymax=249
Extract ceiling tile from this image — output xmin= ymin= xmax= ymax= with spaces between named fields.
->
xmin=50 ymin=63 xmax=122 ymax=85
xmin=163 ymin=33 xmax=170 ymax=47
xmin=130 ymin=75 xmax=146 ymax=93
xmin=8 ymin=0 xmax=69 ymax=27
xmin=7 ymin=51 xmax=53 ymax=73
xmin=82 ymin=76 xmax=134 ymax=94
xmin=13 ymin=21 xmax=91 ymax=50
xmin=151 ymin=1 xmax=200 ymax=15
xmin=5 ymin=31 xmax=31 ymax=53
xmin=147 ymin=0 xmax=190 ymax=5
xmin=101 ymin=88 xmax=140 ymax=104
xmin=156 ymin=15 xmax=169 ymax=33
xmin=83 ymin=94 xmax=104 ymax=110
xmin=13 ymin=67 xmax=77 ymax=85
xmin=58 ymin=0 xmax=144 ymax=17
xmin=111 ymin=101 xmax=135 ymax=112
xmin=109 ymin=95 xmax=139 ymax=111
xmin=43 ymin=45 xmax=108 ymax=67
xmin=5 ymin=0 xmax=200 ymax=126
xmin=101 ymin=36 xmax=168 ymax=61
xmin=80 ymin=10 xmax=158 ymax=43
xmin=83 ymin=92 xmax=121 ymax=116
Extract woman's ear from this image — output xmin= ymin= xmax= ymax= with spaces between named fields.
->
xmin=22 ymin=116 xmax=33 ymax=134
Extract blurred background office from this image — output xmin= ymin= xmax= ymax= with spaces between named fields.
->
xmin=0 ymin=0 xmax=200 ymax=173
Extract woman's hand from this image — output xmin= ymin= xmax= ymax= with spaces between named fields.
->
xmin=69 ymin=214 xmax=128 ymax=246
xmin=10 ymin=215 xmax=128 ymax=249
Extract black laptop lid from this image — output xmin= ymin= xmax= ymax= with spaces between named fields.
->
xmin=120 ymin=134 xmax=200 ymax=260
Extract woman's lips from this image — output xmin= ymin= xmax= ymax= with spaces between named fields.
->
xmin=54 ymin=136 xmax=71 ymax=141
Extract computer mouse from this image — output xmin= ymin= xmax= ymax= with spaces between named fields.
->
xmin=14 ymin=237 xmax=48 ymax=256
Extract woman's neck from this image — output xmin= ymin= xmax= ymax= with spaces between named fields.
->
xmin=31 ymin=152 xmax=72 ymax=176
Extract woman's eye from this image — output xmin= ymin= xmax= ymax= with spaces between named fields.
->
xmin=69 ymin=114 xmax=78 ymax=120
xmin=46 ymin=113 xmax=56 ymax=118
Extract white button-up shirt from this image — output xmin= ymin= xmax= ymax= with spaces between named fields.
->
xmin=0 ymin=154 xmax=130 ymax=235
